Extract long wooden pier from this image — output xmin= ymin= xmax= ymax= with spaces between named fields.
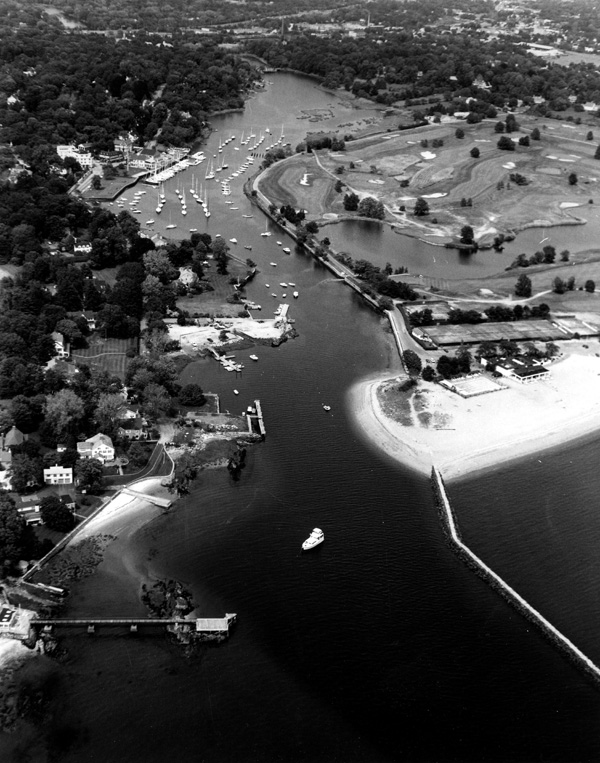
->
xmin=32 ymin=614 xmax=236 ymax=635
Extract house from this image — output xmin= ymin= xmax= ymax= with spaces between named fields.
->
xmin=117 ymin=417 xmax=148 ymax=440
xmin=18 ymin=496 xmax=41 ymax=514
xmin=77 ymin=433 xmax=115 ymax=463
xmin=52 ymin=331 xmax=70 ymax=359
xmin=43 ymin=465 xmax=73 ymax=485
xmin=3 ymin=426 xmax=24 ymax=449
xmin=59 ymin=494 xmax=76 ymax=511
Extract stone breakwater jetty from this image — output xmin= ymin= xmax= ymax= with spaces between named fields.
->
xmin=431 ymin=467 xmax=600 ymax=685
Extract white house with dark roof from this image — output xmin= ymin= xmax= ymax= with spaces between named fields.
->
xmin=77 ymin=433 xmax=115 ymax=463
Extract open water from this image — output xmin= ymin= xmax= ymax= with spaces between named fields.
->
xmin=51 ymin=73 xmax=600 ymax=762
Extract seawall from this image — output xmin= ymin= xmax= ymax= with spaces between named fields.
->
xmin=431 ymin=466 xmax=600 ymax=685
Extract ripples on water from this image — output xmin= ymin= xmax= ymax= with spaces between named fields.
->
xmin=51 ymin=73 xmax=600 ymax=763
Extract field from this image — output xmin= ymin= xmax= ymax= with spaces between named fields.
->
xmin=257 ymin=114 xmax=600 ymax=244
xmin=423 ymin=317 xmax=596 ymax=346
xmin=71 ymin=335 xmax=138 ymax=379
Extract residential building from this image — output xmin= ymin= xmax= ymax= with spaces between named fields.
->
xmin=52 ymin=332 xmax=70 ymax=359
xmin=60 ymin=494 xmax=76 ymax=511
xmin=77 ymin=433 xmax=115 ymax=463
xmin=43 ymin=465 xmax=74 ymax=485
xmin=3 ymin=426 xmax=24 ymax=449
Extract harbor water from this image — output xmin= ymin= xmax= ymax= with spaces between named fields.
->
xmin=46 ymin=73 xmax=600 ymax=762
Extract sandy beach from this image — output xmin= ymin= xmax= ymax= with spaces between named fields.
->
xmin=350 ymin=347 xmax=600 ymax=481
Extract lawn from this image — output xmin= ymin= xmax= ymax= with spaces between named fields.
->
xmin=71 ymin=335 xmax=138 ymax=379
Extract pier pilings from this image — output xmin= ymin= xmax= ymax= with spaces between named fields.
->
xmin=431 ymin=466 xmax=600 ymax=685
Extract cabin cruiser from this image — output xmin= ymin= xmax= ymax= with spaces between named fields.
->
xmin=302 ymin=528 xmax=324 ymax=551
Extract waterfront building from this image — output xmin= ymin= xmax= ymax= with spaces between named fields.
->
xmin=77 ymin=433 xmax=115 ymax=463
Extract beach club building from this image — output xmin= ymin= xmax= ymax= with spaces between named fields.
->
xmin=482 ymin=357 xmax=550 ymax=384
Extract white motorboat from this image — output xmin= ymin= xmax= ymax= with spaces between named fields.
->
xmin=282 ymin=247 xmax=291 ymax=254
xmin=230 ymin=238 xmax=238 ymax=244
xmin=322 ymin=405 xmax=331 ymax=411
xmin=293 ymin=291 xmax=299 ymax=298
xmin=302 ymin=528 xmax=324 ymax=551
xmin=270 ymin=262 xmax=277 ymax=267
xmin=249 ymin=354 xmax=258 ymax=361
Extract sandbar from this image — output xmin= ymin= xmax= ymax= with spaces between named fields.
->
xmin=350 ymin=348 xmax=600 ymax=482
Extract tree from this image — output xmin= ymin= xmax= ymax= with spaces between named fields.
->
xmin=413 ymin=197 xmax=430 ymax=217
xmin=45 ymin=389 xmax=85 ymax=442
xmin=343 ymin=192 xmax=359 ymax=211
xmin=553 ymin=276 xmax=566 ymax=294
xmin=403 ymin=350 xmax=422 ymax=376
xmin=40 ymin=495 xmax=75 ymax=532
xmin=497 ymin=136 xmax=515 ymax=151
xmin=518 ymin=135 xmax=530 ymax=147
xmin=560 ymin=250 xmax=570 ymax=262
xmin=568 ymin=172 xmax=578 ymax=185
xmin=470 ymin=147 xmax=480 ymax=158
xmin=128 ymin=440 xmax=148 ymax=467
xmin=179 ymin=384 xmax=206 ymax=407
xmin=212 ymin=238 xmax=229 ymax=275
xmin=455 ymin=128 xmax=465 ymax=139
xmin=595 ymin=145 xmax=600 ymax=160
xmin=460 ymin=225 xmax=475 ymax=245
xmin=0 ymin=495 xmax=30 ymax=574
xmin=94 ymin=393 xmax=125 ymax=436
xmin=357 ymin=196 xmax=385 ymax=220
xmin=531 ymin=127 xmax=541 ymax=140
xmin=515 ymin=274 xmax=532 ymax=298
xmin=142 ymin=383 xmax=171 ymax=419
xmin=422 ymin=365 xmax=435 ymax=382
xmin=75 ymin=458 xmax=104 ymax=492
xmin=587 ymin=131 xmax=594 ymax=141
xmin=10 ymin=453 xmax=43 ymax=494
xmin=585 ymin=279 xmax=596 ymax=293
xmin=91 ymin=174 xmax=102 ymax=190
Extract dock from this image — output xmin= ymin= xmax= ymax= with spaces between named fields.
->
xmin=31 ymin=613 xmax=236 ymax=636
xmin=246 ymin=399 xmax=266 ymax=439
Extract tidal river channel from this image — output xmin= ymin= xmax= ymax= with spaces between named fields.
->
xmin=53 ymin=73 xmax=600 ymax=763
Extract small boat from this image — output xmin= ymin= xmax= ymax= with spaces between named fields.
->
xmin=322 ymin=405 xmax=331 ymax=411
xmin=271 ymin=293 xmax=277 ymax=297
xmin=293 ymin=291 xmax=299 ymax=299
xmin=270 ymin=262 xmax=277 ymax=267
xmin=230 ymin=238 xmax=238 ymax=244
xmin=277 ymin=241 xmax=282 ymax=246
xmin=166 ymin=223 xmax=177 ymax=229
xmin=233 ymin=389 xmax=239 ymax=395
xmin=146 ymin=219 xmax=155 ymax=225
xmin=244 ymin=245 xmax=252 ymax=250
xmin=242 ymin=215 xmax=253 ymax=218
xmin=282 ymin=293 xmax=287 ymax=298
xmin=302 ymin=528 xmax=324 ymax=552
xmin=279 ymin=283 xmax=288 ymax=287
xmin=249 ymin=354 xmax=258 ymax=361
xmin=288 ymin=282 xmax=296 ymax=287
xmin=282 ymin=247 xmax=291 ymax=254
xmin=189 ymin=228 xmax=198 ymax=232
xmin=265 ymin=284 xmax=270 ymax=287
